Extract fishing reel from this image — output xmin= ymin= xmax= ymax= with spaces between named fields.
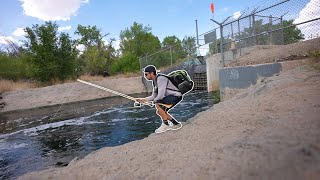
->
xmin=133 ymin=101 xmax=155 ymax=108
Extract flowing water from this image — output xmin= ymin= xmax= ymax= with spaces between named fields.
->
xmin=0 ymin=91 xmax=217 ymax=179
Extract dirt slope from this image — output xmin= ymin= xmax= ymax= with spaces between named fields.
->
xmin=227 ymin=37 xmax=320 ymax=67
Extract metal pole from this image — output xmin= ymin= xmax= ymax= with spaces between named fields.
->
xmin=215 ymin=30 xmax=218 ymax=54
xmin=231 ymin=22 xmax=235 ymax=60
xmin=280 ymin=16 xmax=284 ymax=45
xmin=195 ymin=20 xmax=200 ymax=56
xmin=269 ymin=15 xmax=273 ymax=45
xmin=231 ymin=22 xmax=234 ymax=38
xmin=238 ymin=18 xmax=242 ymax=56
xmin=170 ymin=46 xmax=173 ymax=66
xmin=252 ymin=14 xmax=256 ymax=45
xmin=220 ymin=24 xmax=225 ymax=66
xmin=211 ymin=18 xmax=226 ymax=66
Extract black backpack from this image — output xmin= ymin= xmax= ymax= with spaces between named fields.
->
xmin=158 ymin=70 xmax=194 ymax=94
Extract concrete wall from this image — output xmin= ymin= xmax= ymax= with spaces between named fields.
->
xmin=206 ymin=46 xmax=256 ymax=92
xmin=219 ymin=60 xmax=309 ymax=101
xmin=219 ymin=63 xmax=282 ymax=101
xmin=206 ymin=54 xmax=222 ymax=92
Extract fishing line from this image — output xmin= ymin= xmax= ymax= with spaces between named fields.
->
xmin=50 ymin=81 xmax=77 ymax=122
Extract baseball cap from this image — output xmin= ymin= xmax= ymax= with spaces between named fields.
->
xmin=144 ymin=65 xmax=157 ymax=73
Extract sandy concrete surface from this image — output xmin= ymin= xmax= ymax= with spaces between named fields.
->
xmin=226 ymin=37 xmax=320 ymax=67
xmin=18 ymin=63 xmax=320 ymax=179
xmin=1 ymin=77 xmax=146 ymax=112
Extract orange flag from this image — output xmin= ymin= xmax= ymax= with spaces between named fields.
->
xmin=210 ymin=3 xmax=214 ymax=14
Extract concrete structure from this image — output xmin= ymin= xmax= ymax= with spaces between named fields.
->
xmin=219 ymin=60 xmax=309 ymax=101
xmin=206 ymin=54 xmax=222 ymax=92
xmin=219 ymin=63 xmax=282 ymax=100
xmin=206 ymin=46 xmax=255 ymax=92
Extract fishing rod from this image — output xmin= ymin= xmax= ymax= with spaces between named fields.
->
xmin=77 ymin=79 xmax=172 ymax=108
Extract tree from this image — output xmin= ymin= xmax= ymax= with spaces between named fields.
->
xmin=162 ymin=36 xmax=181 ymax=48
xmin=116 ymin=22 xmax=161 ymax=72
xmin=120 ymin=22 xmax=160 ymax=57
xmin=0 ymin=52 xmax=30 ymax=80
xmin=282 ymin=20 xmax=304 ymax=44
xmin=209 ymin=38 xmax=222 ymax=54
xmin=75 ymin=25 xmax=116 ymax=75
xmin=162 ymin=36 xmax=185 ymax=60
xmin=75 ymin=25 xmax=106 ymax=49
xmin=24 ymin=21 xmax=78 ymax=82
xmin=182 ymin=36 xmax=196 ymax=57
xmin=236 ymin=19 xmax=304 ymax=47
xmin=111 ymin=52 xmax=139 ymax=74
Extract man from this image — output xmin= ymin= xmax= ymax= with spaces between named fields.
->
xmin=136 ymin=65 xmax=183 ymax=133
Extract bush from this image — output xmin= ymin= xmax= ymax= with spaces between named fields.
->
xmin=0 ymin=53 xmax=31 ymax=80
xmin=110 ymin=52 xmax=140 ymax=74
xmin=309 ymin=50 xmax=320 ymax=60
xmin=25 ymin=22 xmax=78 ymax=82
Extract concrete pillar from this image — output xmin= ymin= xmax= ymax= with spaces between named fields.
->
xmin=206 ymin=54 xmax=222 ymax=92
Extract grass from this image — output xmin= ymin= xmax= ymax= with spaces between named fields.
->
xmin=0 ymin=71 xmax=142 ymax=93
xmin=308 ymin=50 xmax=320 ymax=72
xmin=78 ymin=72 xmax=140 ymax=81
xmin=0 ymin=79 xmax=38 ymax=93
xmin=211 ymin=91 xmax=221 ymax=103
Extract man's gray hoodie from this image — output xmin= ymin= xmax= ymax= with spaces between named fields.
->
xmin=146 ymin=75 xmax=182 ymax=102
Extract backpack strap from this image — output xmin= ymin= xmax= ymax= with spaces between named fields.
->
xmin=157 ymin=74 xmax=180 ymax=92
xmin=166 ymin=87 xmax=180 ymax=92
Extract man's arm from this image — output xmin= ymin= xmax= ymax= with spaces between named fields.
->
xmin=146 ymin=91 xmax=156 ymax=101
xmin=153 ymin=76 xmax=168 ymax=102
xmin=136 ymin=81 xmax=157 ymax=102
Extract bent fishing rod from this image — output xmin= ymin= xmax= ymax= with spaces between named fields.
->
xmin=77 ymin=79 xmax=172 ymax=108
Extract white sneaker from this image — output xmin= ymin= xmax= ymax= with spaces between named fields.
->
xmin=170 ymin=122 xmax=183 ymax=131
xmin=155 ymin=123 xmax=172 ymax=133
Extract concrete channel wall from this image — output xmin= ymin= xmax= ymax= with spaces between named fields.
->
xmin=219 ymin=60 xmax=309 ymax=101
xmin=206 ymin=46 xmax=255 ymax=92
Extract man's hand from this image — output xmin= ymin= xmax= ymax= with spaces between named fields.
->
xmin=135 ymin=98 xmax=148 ymax=103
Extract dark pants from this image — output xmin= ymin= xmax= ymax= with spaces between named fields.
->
xmin=156 ymin=95 xmax=182 ymax=112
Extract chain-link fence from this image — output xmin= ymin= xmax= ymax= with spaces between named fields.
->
xmin=198 ymin=0 xmax=320 ymax=66
xmin=139 ymin=43 xmax=200 ymax=71
xmin=139 ymin=43 xmax=207 ymax=92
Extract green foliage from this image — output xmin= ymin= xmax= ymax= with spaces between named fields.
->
xmin=120 ymin=22 xmax=161 ymax=57
xmin=24 ymin=21 xmax=78 ymax=82
xmin=236 ymin=19 xmax=304 ymax=46
xmin=309 ymin=50 xmax=320 ymax=71
xmin=182 ymin=36 xmax=196 ymax=56
xmin=75 ymin=25 xmax=105 ymax=49
xmin=309 ymin=50 xmax=320 ymax=59
xmin=209 ymin=38 xmax=222 ymax=54
xmin=209 ymin=19 xmax=303 ymax=55
xmin=0 ymin=53 xmax=31 ymax=80
xmin=75 ymin=25 xmax=116 ymax=75
xmin=282 ymin=20 xmax=304 ymax=44
xmin=80 ymin=45 xmax=116 ymax=75
xmin=211 ymin=91 xmax=220 ymax=103
xmin=117 ymin=22 xmax=161 ymax=73
xmin=162 ymin=36 xmax=186 ymax=60
xmin=147 ymin=53 xmax=171 ymax=67
xmin=111 ymin=52 xmax=139 ymax=74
